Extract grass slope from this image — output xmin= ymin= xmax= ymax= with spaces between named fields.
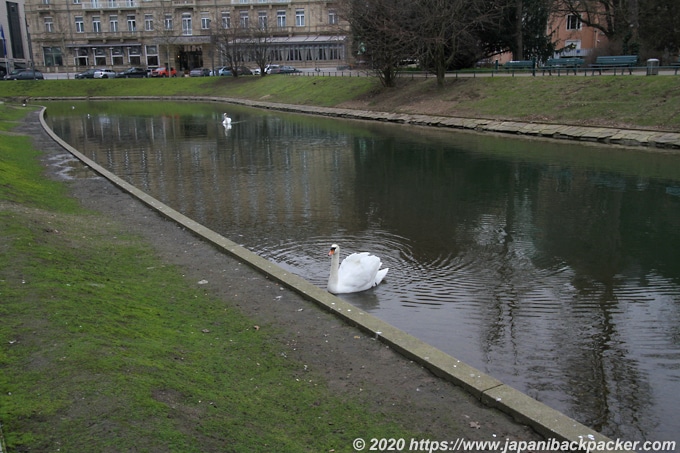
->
xmin=2 ymin=74 xmax=680 ymax=131
xmin=0 ymin=103 xmax=414 ymax=452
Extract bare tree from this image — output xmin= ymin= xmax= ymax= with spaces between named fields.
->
xmin=639 ymin=0 xmax=680 ymax=56
xmin=415 ymin=0 xmax=493 ymax=86
xmin=49 ymin=11 xmax=73 ymax=78
xmin=245 ymin=22 xmax=274 ymax=76
xmin=338 ymin=0 xmax=416 ymax=87
xmin=476 ymin=0 xmax=557 ymax=64
xmin=154 ymin=1 xmax=181 ymax=71
xmin=215 ymin=22 xmax=248 ymax=77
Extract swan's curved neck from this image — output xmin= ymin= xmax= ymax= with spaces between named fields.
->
xmin=328 ymin=251 xmax=340 ymax=287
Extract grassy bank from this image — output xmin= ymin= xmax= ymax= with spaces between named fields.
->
xmin=0 ymin=104 xmax=414 ymax=451
xmin=2 ymin=73 xmax=680 ymax=131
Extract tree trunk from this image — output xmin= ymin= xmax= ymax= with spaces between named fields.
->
xmin=514 ymin=0 xmax=524 ymax=60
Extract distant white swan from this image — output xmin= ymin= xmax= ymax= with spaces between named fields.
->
xmin=222 ymin=113 xmax=232 ymax=126
xmin=327 ymin=244 xmax=388 ymax=294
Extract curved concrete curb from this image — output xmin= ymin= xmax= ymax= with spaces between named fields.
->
xmin=32 ymin=95 xmax=680 ymax=150
xmin=38 ymin=107 xmax=633 ymax=452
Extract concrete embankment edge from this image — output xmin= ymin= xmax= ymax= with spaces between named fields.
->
xmin=38 ymin=107 xmax=632 ymax=452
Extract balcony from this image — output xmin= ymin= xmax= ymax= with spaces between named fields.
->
xmin=172 ymin=0 xmax=195 ymax=6
xmin=230 ymin=0 xmax=290 ymax=4
xmin=82 ymin=0 xmax=138 ymax=10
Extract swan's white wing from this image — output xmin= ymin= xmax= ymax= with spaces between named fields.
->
xmin=374 ymin=267 xmax=389 ymax=285
xmin=336 ymin=252 xmax=384 ymax=293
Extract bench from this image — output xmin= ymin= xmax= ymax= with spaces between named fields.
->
xmin=504 ymin=60 xmax=535 ymax=75
xmin=671 ymin=57 xmax=680 ymax=75
xmin=541 ymin=57 xmax=584 ymax=75
xmin=590 ymin=55 xmax=639 ymax=75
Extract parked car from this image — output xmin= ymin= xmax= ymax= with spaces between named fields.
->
xmin=277 ymin=65 xmax=299 ymax=74
xmin=4 ymin=69 xmax=44 ymax=80
xmin=150 ymin=67 xmax=177 ymax=77
xmin=189 ymin=67 xmax=211 ymax=77
xmin=212 ymin=66 xmax=252 ymax=76
xmin=116 ymin=67 xmax=148 ymax=78
xmin=265 ymin=64 xmax=280 ymax=74
xmin=267 ymin=65 xmax=298 ymax=74
xmin=212 ymin=66 xmax=232 ymax=76
xmin=75 ymin=68 xmax=97 ymax=79
xmin=94 ymin=68 xmax=117 ymax=79
xmin=252 ymin=68 xmax=262 ymax=75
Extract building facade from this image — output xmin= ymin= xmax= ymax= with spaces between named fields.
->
xmin=24 ymin=0 xmax=348 ymax=75
xmin=1 ymin=0 xmax=32 ymax=76
xmin=547 ymin=11 xmax=609 ymax=60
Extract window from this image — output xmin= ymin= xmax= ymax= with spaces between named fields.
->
xmin=94 ymin=47 xmax=106 ymax=66
xmin=276 ymin=10 xmax=285 ymax=28
xmin=258 ymin=11 xmax=267 ymax=29
xmin=110 ymin=15 xmax=118 ymax=33
xmin=75 ymin=48 xmax=89 ymax=67
xmin=129 ymin=45 xmax=141 ymax=65
xmin=164 ymin=14 xmax=173 ymax=30
xmin=72 ymin=0 xmax=81 ymax=4
xmin=127 ymin=14 xmax=136 ymax=32
xmin=201 ymin=12 xmax=210 ymax=29
xmin=43 ymin=46 xmax=63 ymax=66
xmin=144 ymin=14 xmax=153 ymax=31
xmin=564 ymin=40 xmax=581 ymax=52
xmin=566 ymin=14 xmax=581 ymax=30
xmin=111 ymin=47 xmax=123 ymax=65
xmin=181 ymin=13 xmax=192 ymax=35
xmin=41 ymin=0 xmax=49 ymax=4
xmin=328 ymin=10 xmax=338 ymax=25
xmin=221 ymin=11 xmax=230 ymax=29
xmin=239 ymin=11 xmax=249 ymax=28
xmin=146 ymin=45 xmax=158 ymax=67
xmin=125 ymin=0 xmax=134 ymax=6
xmin=295 ymin=9 xmax=304 ymax=27
xmin=44 ymin=16 xmax=54 ymax=32
xmin=92 ymin=15 xmax=101 ymax=33
xmin=75 ymin=16 xmax=84 ymax=33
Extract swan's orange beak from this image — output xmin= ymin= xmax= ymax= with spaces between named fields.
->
xmin=328 ymin=248 xmax=336 ymax=256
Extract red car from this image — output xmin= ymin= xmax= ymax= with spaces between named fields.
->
xmin=151 ymin=67 xmax=178 ymax=77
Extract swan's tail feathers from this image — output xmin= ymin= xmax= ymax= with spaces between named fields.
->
xmin=375 ymin=268 xmax=389 ymax=286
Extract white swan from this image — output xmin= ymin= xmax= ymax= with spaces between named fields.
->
xmin=327 ymin=244 xmax=388 ymax=294
xmin=222 ymin=113 xmax=232 ymax=126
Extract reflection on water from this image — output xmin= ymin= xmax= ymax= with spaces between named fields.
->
xmin=46 ymin=101 xmax=680 ymax=445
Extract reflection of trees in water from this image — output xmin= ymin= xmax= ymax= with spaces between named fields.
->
xmin=352 ymin=137 xmax=679 ymax=439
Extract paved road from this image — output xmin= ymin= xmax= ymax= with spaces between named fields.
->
xmin=37 ymin=65 xmax=679 ymax=80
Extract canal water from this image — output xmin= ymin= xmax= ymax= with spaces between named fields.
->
xmin=45 ymin=101 xmax=680 ymax=446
